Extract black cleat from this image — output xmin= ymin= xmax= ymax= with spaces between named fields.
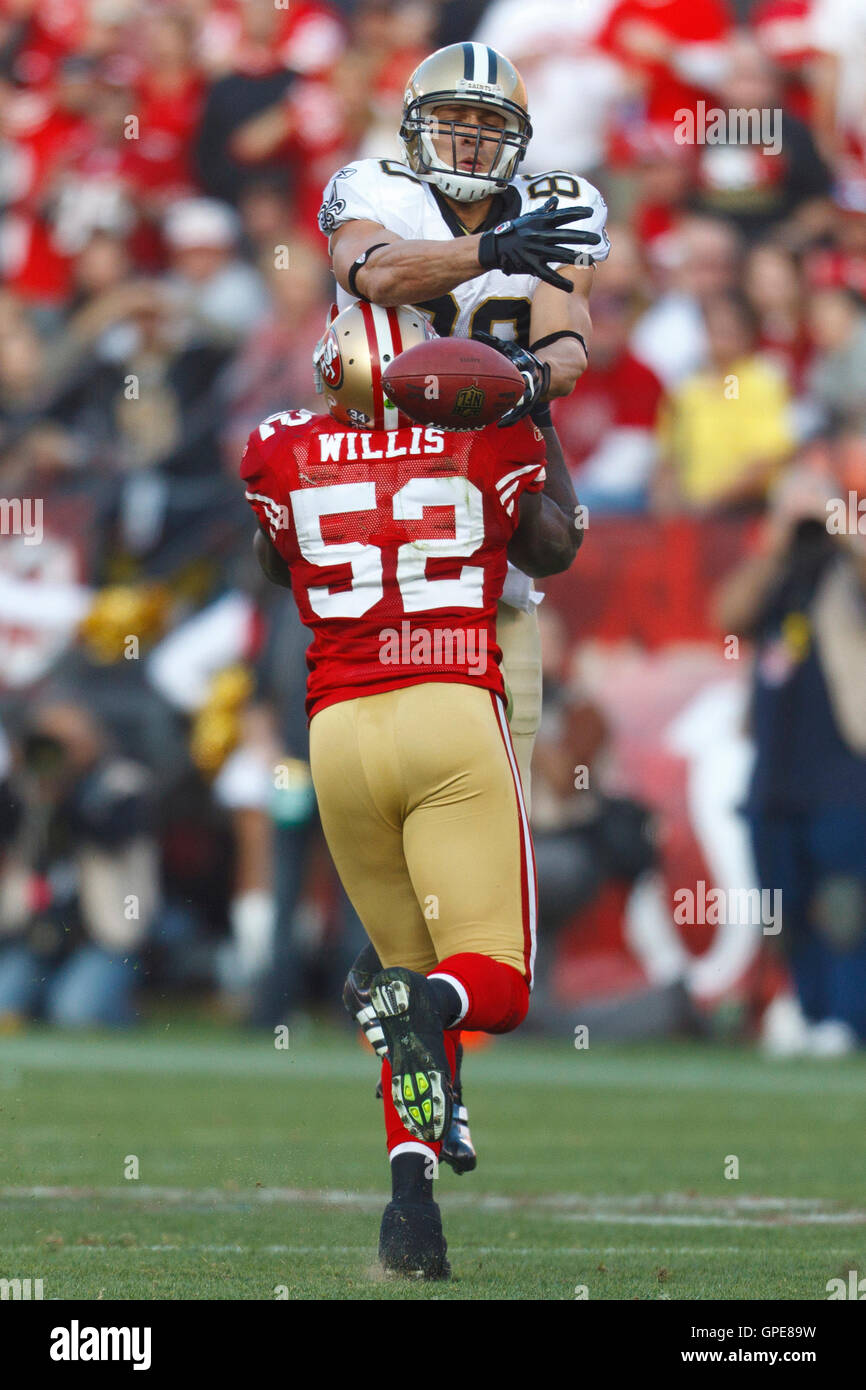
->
xmin=378 ymin=1199 xmax=451 ymax=1280
xmin=342 ymin=962 xmax=388 ymax=1062
xmin=440 ymin=1045 xmax=477 ymax=1174
xmin=369 ymin=967 xmax=453 ymax=1144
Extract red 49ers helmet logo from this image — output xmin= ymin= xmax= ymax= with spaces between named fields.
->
xmin=319 ymin=329 xmax=343 ymax=389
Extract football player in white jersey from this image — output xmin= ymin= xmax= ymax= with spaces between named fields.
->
xmin=318 ymin=41 xmax=610 ymax=1174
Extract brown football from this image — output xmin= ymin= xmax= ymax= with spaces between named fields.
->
xmin=382 ymin=336 xmax=525 ymax=429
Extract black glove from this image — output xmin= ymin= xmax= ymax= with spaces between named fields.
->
xmin=473 ymin=331 xmax=550 ymax=428
xmin=478 ymin=196 xmax=601 ymax=293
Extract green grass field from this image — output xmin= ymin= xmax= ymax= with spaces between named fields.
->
xmin=1 ymin=1023 xmax=863 ymax=1300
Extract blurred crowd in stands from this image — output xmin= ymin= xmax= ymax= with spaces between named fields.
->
xmin=1 ymin=0 xmax=865 ymax=1045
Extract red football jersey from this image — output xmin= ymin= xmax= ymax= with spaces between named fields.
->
xmin=552 ymin=351 xmax=664 ymax=466
xmin=241 ymin=410 xmax=547 ymax=718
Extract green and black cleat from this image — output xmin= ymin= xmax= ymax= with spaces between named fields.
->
xmin=369 ymin=967 xmax=453 ymax=1144
xmin=378 ymin=1199 xmax=451 ymax=1280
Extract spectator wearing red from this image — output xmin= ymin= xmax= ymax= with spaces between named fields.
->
xmin=126 ymin=12 xmax=205 ymax=206
xmin=597 ymin=0 xmax=733 ymax=126
xmin=348 ymin=0 xmax=434 ymax=160
xmin=806 ymin=178 xmax=866 ymax=300
xmin=46 ymin=62 xmax=150 ymax=276
xmin=0 ymin=55 xmax=95 ymax=304
xmin=278 ymin=54 xmax=372 ymax=235
xmin=552 ymin=289 xmax=664 ymax=511
xmin=196 ymin=0 xmax=345 ymax=81
xmin=621 ymin=122 xmax=697 ymax=269
xmin=750 ymin=0 xmax=816 ymax=124
xmin=744 ymin=243 xmax=814 ymax=396
xmin=0 ymin=0 xmax=86 ymax=90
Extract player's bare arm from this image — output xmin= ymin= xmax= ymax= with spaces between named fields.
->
xmin=253 ymin=526 xmax=292 ymax=587
xmin=330 ymin=220 xmax=485 ymax=306
xmin=507 ymin=486 xmax=579 ymax=578
xmin=530 ymin=264 xmax=594 ymax=398
xmin=330 ymin=198 xmax=600 ymax=308
xmin=536 ymin=423 xmax=580 ymax=541
xmin=519 ymin=262 xmax=593 ymax=527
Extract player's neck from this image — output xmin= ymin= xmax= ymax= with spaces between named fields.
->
xmin=440 ymin=192 xmax=495 ymax=234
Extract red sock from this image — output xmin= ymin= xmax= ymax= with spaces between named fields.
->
xmin=381 ymin=1029 xmax=459 ymax=1157
xmin=430 ymin=953 xmax=529 ymax=1033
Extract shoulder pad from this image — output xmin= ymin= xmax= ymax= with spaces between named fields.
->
xmin=319 ymin=159 xmax=421 ymax=237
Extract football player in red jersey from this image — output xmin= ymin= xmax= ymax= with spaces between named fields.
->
xmin=242 ymin=301 xmax=580 ymax=1278
xmin=320 ymin=40 xmax=610 ymax=1179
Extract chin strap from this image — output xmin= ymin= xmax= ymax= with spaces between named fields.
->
xmin=428 ymin=174 xmax=503 ymax=204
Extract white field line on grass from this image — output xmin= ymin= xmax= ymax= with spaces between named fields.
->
xmin=1 ymin=1038 xmax=865 ymax=1095
xmin=559 ymin=1212 xmax=866 ymax=1227
xmin=2 ymin=1186 xmax=865 ymax=1226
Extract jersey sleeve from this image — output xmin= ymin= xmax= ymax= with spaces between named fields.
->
xmin=490 ymin=419 xmax=548 ymax=521
xmin=318 ymin=159 xmax=419 ymax=241
xmin=319 ymin=162 xmax=381 ymax=236
xmin=521 ymin=171 xmax=611 ymax=268
xmin=240 ymin=418 xmax=292 ymax=545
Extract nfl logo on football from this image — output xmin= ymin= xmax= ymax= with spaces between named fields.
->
xmin=454 ymin=385 xmax=485 ymax=418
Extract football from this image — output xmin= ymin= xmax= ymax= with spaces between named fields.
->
xmin=382 ymin=336 xmax=525 ymax=429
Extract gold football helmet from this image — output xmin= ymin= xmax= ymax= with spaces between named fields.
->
xmin=400 ymin=43 xmax=532 ymax=203
xmin=312 ymin=301 xmax=434 ymax=431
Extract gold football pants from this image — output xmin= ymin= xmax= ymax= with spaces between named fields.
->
xmin=309 ymin=682 xmax=537 ymax=981
xmin=496 ymin=600 xmax=542 ymax=816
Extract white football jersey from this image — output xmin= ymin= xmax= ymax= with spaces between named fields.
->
xmin=317 ymin=157 xmax=610 ymax=614
xmin=318 ymin=157 xmax=610 ymax=349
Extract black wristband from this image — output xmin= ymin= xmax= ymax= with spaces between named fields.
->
xmin=477 ymin=229 xmax=497 ymax=272
xmin=530 ymin=329 xmax=588 ymax=360
xmin=529 ymin=400 xmax=553 ymax=428
xmin=347 ymin=242 xmax=390 ymax=299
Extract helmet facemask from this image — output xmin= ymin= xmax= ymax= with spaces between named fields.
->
xmin=400 ymin=95 xmax=531 ymax=203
